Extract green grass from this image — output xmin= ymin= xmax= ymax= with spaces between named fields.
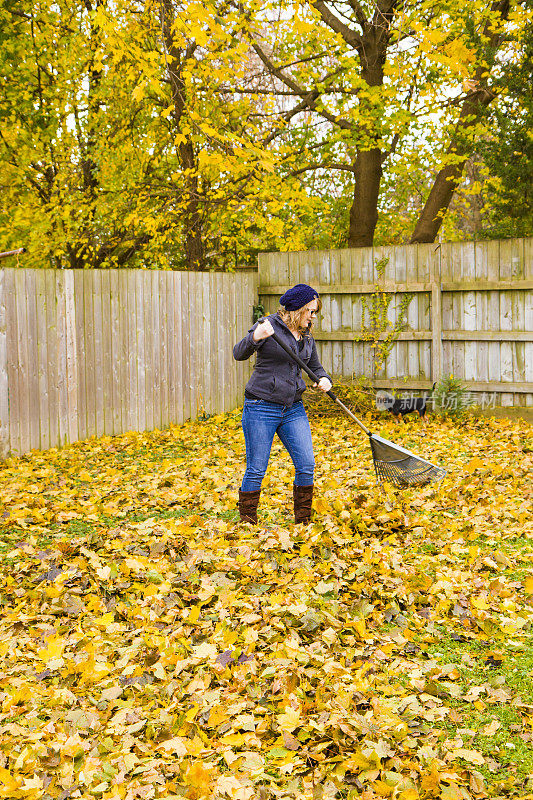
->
xmin=420 ymin=633 xmax=533 ymax=784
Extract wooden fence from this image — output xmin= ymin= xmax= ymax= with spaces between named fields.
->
xmin=0 ymin=269 xmax=257 ymax=458
xmin=259 ymin=238 xmax=533 ymax=407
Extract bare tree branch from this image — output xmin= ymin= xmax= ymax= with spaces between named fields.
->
xmin=311 ymin=0 xmax=363 ymax=49
xmin=251 ymin=40 xmax=354 ymax=130
xmin=346 ymin=0 xmax=369 ymax=31
xmin=290 ymin=162 xmax=357 ymax=176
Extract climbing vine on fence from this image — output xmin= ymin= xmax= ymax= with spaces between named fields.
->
xmin=358 ymin=257 xmax=413 ymax=379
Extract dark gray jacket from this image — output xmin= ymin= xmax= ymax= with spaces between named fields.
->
xmin=233 ymin=313 xmax=331 ymax=407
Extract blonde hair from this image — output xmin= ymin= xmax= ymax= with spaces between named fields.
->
xmin=278 ymin=297 xmax=322 ymax=335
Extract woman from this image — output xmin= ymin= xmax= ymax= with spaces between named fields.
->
xmin=233 ymin=283 xmax=332 ymax=525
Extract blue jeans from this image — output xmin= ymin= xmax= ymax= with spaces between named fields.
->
xmin=240 ymin=399 xmax=315 ymax=491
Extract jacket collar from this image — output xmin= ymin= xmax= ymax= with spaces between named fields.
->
xmin=272 ymin=312 xmax=311 ymax=340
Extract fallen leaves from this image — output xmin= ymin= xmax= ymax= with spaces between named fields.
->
xmin=0 ymin=410 xmax=532 ymax=799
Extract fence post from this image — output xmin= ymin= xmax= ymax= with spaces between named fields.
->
xmin=431 ymin=245 xmax=443 ymax=384
xmin=0 ymin=270 xmax=8 ymax=459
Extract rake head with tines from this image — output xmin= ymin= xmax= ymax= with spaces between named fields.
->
xmin=369 ymin=434 xmax=446 ymax=488
xmin=258 ymin=318 xmax=447 ymax=491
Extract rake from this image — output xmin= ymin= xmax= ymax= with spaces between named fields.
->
xmin=262 ymin=322 xmax=446 ymax=489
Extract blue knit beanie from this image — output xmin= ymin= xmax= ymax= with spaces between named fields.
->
xmin=279 ymin=283 xmax=319 ymax=311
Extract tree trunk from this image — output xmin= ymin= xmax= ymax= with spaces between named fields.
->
xmin=178 ymin=137 xmax=204 ymax=271
xmin=411 ymin=0 xmax=510 ymax=243
xmin=346 ymin=16 xmax=394 ymax=247
xmin=160 ymin=0 xmax=205 ymax=270
xmin=348 ymin=147 xmax=382 ymax=247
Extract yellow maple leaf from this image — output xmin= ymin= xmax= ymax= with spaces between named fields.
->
xmin=184 ymin=761 xmax=212 ymax=790
xmin=277 ymin=707 xmax=301 ymax=732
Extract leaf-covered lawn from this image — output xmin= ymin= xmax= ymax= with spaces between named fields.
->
xmin=0 ymin=409 xmax=532 ymax=800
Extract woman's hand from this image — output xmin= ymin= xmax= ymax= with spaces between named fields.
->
xmin=253 ymin=319 xmax=275 ymax=342
xmin=313 ymin=377 xmax=332 ymax=393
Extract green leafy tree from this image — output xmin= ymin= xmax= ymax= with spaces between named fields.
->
xmin=475 ymin=6 xmax=533 ymax=238
xmin=240 ymin=0 xmax=519 ymax=246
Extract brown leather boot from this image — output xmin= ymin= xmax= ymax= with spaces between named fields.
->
xmin=238 ymin=489 xmax=261 ymax=524
xmin=294 ymin=484 xmax=314 ymax=524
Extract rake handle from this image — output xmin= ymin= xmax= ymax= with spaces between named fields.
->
xmin=257 ymin=317 xmax=371 ymax=435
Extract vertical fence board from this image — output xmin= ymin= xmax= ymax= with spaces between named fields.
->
xmin=83 ymin=270 xmax=96 ymax=438
xmin=44 ymin=271 xmax=59 ymax=449
xmin=474 ymin=242 xmax=489 ymax=389
xmin=5 ymin=270 xmax=21 ymax=455
xmin=173 ymin=272 xmax=184 ymax=424
xmin=461 ymin=242 xmax=477 ymax=387
xmin=232 ymin=272 xmax=240 ymax=409
xmin=16 ymin=269 xmax=32 ymax=454
xmin=158 ymin=272 xmax=169 ymax=430
xmin=152 ymin=271 xmax=161 ymax=430
xmin=119 ymin=269 xmax=133 ymax=432
xmin=228 ymin=273 xmax=238 ymax=410
xmin=234 ymin=274 xmax=243 ymax=410
xmin=339 ymin=250 xmax=353 ymax=379
xmin=109 ymin=270 xmax=122 ymax=434
xmin=0 ymin=270 xmax=8 ymax=459
xmin=330 ymin=250 xmax=342 ymax=376
xmin=91 ymin=270 xmax=104 ymax=438
xmin=25 ymin=270 xmax=40 ymax=450
xmin=350 ymin=247 xmax=366 ymax=379
xmin=214 ymin=273 xmax=225 ymax=415
xmin=180 ymin=272 xmax=191 ymax=423
xmin=62 ymin=271 xmax=78 ymax=445
xmin=318 ymin=252 xmax=332 ymax=375
xmin=100 ymin=269 xmax=112 ymax=436
xmin=73 ymin=271 xmax=86 ymax=442
xmin=208 ymin=273 xmax=219 ymax=414
xmin=144 ymin=271 xmax=155 ymax=433
xmin=134 ymin=271 xmax=146 ymax=432
xmin=56 ymin=272 xmax=69 ymax=448
xmin=201 ymin=274 xmax=211 ymax=414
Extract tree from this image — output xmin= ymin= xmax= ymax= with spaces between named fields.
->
xmin=1 ymin=0 xmax=324 ymax=268
xmin=0 ymin=0 xmax=166 ymax=268
xmin=473 ymin=5 xmax=533 ymax=239
xmin=240 ymin=0 xmax=519 ymax=246
xmin=1 ymin=0 xmax=530 ymax=267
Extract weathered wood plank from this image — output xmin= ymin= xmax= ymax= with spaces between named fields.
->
xmin=202 ymin=274 xmax=212 ymax=415
xmin=215 ymin=272 xmax=225 ymax=415
xmin=135 ymin=271 xmax=146 ymax=432
xmin=313 ymin=329 xmax=533 ymax=342
xmin=109 ymin=270 xmax=122 ymax=435
xmin=91 ymin=270 xmax=104 ymax=438
xmin=100 ymin=269 xmax=113 ymax=435
xmin=5 ymin=270 xmax=21 ymax=455
xmin=72 ymin=271 xmax=86 ymax=442
xmin=83 ymin=270 xmax=96 ymax=438
xmin=172 ymin=271 xmax=184 ymax=425
xmin=144 ymin=271 xmax=155 ymax=432
xmin=0 ymin=270 xmax=9 ymax=459
xmin=372 ymin=379 xmax=533 ymax=393
xmin=25 ymin=270 xmax=40 ymax=450
xmin=180 ymin=272 xmax=191 ymax=423
xmin=260 ymin=279 xmax=533 ymax=294
xmin=158 ymin=271 xmax=169 ymax=430
xmin=55 ymin=271 xmax=70 ymax=448
xmin=64 ymin=270 xmax=78 ymax=445
xmin=44 ymin=270 xmax=59 ymax=449
xmin=339 ymin=249 xmax=353 ymax=379
xmin=330 ymin=250 xmax=342 ymax=376
xmin=15 ymin=269 xmax=32 ymax=453
xmin=120 ymin=269 xmax=135 ymax=432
